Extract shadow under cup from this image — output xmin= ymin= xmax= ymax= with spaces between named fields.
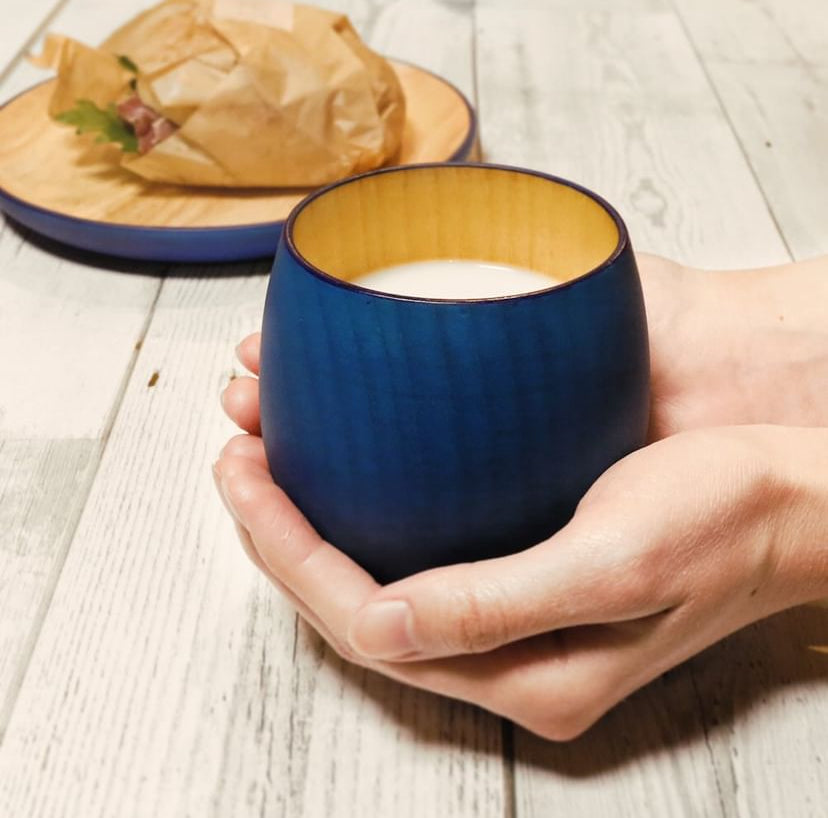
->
xmin=260 ymin=164 xmax=649 ymax=583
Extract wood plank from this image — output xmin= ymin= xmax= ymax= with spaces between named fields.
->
xmin=473 ymin=2 xmax=825 ymax=816
xmin=214 ymin=591 xmax=503 ymax=817
xmin=0 ymin=0 xmax=63 ymax=82
xmin=0 ymin=438 xmax=99 ymax=739
xmin=511 ymin=608 xmax=828 ymax=818
xmin=1 ymin=0 xmax=474 ymax=102
xmin=1 ymin=0 xmax=165 ymax=441
xmin=0 ymin=222 xmax=161 ymax=439
xmin=0 ymin=0 xmax=165 ymax=755
xmin=474 ymin=0 xmax=790 ymax=270
xmin=682 ymin=608 xmax=828 ymax=818
xmin=1 ymin=2 xmax=505 ymax=816
xmin=0 ymin=270 xmax=505 ymax=818
xmin=655 ymin=2 xmax=828 ymax=811
xmin=0 ymin=0 xmax=165 ymax=773
xmin=0 ymin=0 xmax=471 ymax=439
xmin=637 ymin=5 xmax=828 ymax=814
xmin=512 ymin=674 xmax=726 ymax=818
xmin=368 ymin=0 xmax=475 ymax=99
xmin=672 ymin=0 xmax=828 ymax=258
xmin=0 ymin=0 xmax=163 ymax=101
xmin=673 ymin=0 xmax=827 ymax=72
xmin=0 ymin=0 xmax=471 ymax=438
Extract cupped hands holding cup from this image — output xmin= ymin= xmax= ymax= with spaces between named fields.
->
xmin=214 ymin=163 xmax=828 ymax=741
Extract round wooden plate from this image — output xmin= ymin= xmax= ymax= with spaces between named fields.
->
xmin=0 ymin=61 xmax=476 ymax=262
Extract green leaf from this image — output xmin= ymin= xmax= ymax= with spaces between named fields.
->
xmin=117 ymin=54 xmax=139 ymax=73
xmin=55 ymin=100 xmax=138 ymax=153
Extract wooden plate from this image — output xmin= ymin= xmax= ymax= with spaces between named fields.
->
xmin=0 ymin=61 xmax=476 ymax=262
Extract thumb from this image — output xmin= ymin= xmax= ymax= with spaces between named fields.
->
xmin=346 ymin=520 xmax=672 ymax=661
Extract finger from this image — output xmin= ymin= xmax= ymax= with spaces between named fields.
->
xmin=220 ymin=433 xmax=267 ymax=467
xmin=221 ymin=376 xmax=261 ymax=435
xmin=384 ymin=577 xmax=765 ymax=742
xmin=213 ymin=454 xmax=356 ymax=658
xmin=234 ymin=519 xmax=352 ymax=655
xmin=213 ymin=456 xmax=269 ymax=573
xmin=236 ymin=332 xmax=261 ymax=375
xmin=218 ymin=453 xmax=381 ymax=642
xmin=214 ymin=451 xmax=689 ymax=740
xmin=347 ymin=515 xmax=679 ymax=661
xmin=376 ymin=607 xmax=691 ymax=741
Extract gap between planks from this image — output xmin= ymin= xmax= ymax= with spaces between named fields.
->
xmin=0 ymin=0 xmax=71 ymax=85
xmin=667 ymin=0 xmax=795 ymax=263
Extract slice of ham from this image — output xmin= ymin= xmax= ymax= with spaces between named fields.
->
xmin=117 ymin=94 xmax=178 ymax=154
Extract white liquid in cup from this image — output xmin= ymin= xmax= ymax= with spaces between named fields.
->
xmin=353 ymin=259 xmax=560 ymax=299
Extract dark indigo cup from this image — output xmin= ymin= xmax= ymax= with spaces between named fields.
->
xmin=259 ymin=163 xmax=649 ymax=583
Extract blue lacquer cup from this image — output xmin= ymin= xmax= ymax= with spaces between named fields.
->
xmin=259 ymin=163 xmax=649 ymax=583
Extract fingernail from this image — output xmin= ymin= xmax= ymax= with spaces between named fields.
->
xmin=219 ymin=387 xmax=227 ymax=408
xmin=348 ymin=600 xmax=417 ymax=659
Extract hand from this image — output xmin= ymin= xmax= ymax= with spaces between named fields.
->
xmin=638 ymin=253 xmax=828 ymax=437
xmin=216 ymin=335 xmax=828 ymax=740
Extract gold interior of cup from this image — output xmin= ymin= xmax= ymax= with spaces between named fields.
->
xmin=290 ymin=165 xmax=620 ymax=285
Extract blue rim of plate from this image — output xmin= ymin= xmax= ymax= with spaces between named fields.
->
xmin=0 ymin=61 xmax=477 ymax=264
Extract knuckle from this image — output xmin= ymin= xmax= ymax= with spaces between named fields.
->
xmin=528 ymin=692 xmax=603 ymax=742
xmin=500 ymin=665 xmax=608 ymax=743
xmin=451 ymin=581 xmax=512 ymax=653
xmin=612 ymin=556 xmax=661 ymax=608
xmin=533 ymin=708 xmax=597 ymax=742
xmin=575 ymin=525 xmax=673 ymax=613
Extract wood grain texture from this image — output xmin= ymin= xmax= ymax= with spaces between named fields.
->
xmin=3 ymin=1 xmax=825 ymax=817
xmin=369 ymin=0 xmax=475 ymax=99
xmin=0 ymin=220 xmax=161 ymax=439
xmin=512 ymin=609 xmax=828 ymax=818
xmin=0 ymin=0 xmax=64 ymax=81
xmin=672 ymin=0 xmax=828 ymax=258
xmin=0 ymin=270 xmax=505 ymax=818
xmin=474 ymin=2 xmax=827 ymax=817
xmin=0 ymin=0 xmax=163 ymax=102
xmin=680 ymin=609 xmax=828 ymax=818
xmin=0 ymin=0 xmax=474 ymax=234
xmin=1 ymin=2 xmax=506 ymax=817
xmin=0 ymin=439 xmax=99 ymax=739
xmin=0 ymin=0 xmax=164 ymax=440
xmin=512 ymin=672 xmax=727 ymax=818
xmin=0 ymin=0 xmax=164 ymax=782
xmin=0 ymin=65 xmax=472 ymax=228
xmin=474 ymin=0 xmax=790 ymax=270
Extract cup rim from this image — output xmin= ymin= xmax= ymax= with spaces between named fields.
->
xmin=283 ymin=162 xmax=630 ymax=304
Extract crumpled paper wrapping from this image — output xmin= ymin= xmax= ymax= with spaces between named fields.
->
xmin=32 ymin=0 xmax=406 ymax=187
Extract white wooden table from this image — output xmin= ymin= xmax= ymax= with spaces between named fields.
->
xmin=1 ymin=1 xmax=826 ymax=815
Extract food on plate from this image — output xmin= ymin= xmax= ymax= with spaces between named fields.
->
xmin=32 ymin=0 xmax=406 ymax=187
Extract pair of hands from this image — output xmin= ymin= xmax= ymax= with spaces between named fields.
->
xmin=214 ymin=254 xmax=828 ymax=740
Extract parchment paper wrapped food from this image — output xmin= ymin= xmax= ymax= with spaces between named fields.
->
xmin=31 ymin=0 xmax=406 ymax=187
